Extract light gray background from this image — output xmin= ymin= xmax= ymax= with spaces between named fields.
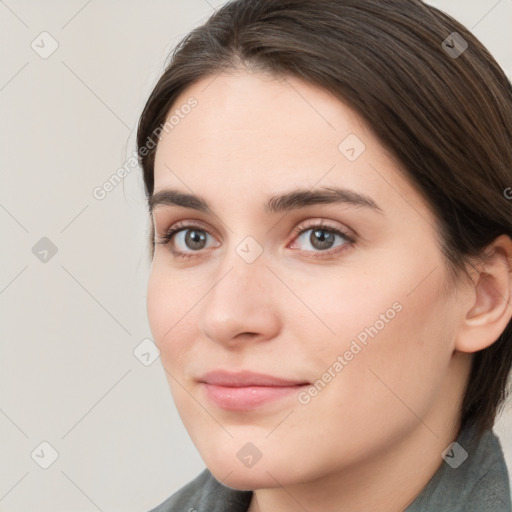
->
xmin=0 ymin=1 xmax=511 ymax=511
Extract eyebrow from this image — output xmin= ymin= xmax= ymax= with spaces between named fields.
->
xmin=149 ymin=186 xmax=383 ymax=215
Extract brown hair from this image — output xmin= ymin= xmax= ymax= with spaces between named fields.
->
xmin=137 ymin=0 xmax=512 ymax=437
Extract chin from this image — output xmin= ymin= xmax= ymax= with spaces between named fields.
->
xmin=208 ymin=462 xmax=284 ymax=491
xmin=201 ymin=443 xmax=320 ymax=491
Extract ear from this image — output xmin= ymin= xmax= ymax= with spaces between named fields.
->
xmin=455 ymin=234 xmax=512 ymax=353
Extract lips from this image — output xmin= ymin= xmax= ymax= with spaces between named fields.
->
xmin=198 ymin=370 xmax=309 ymax=387
xmin=197 ymin=370 xmax=310 ymax=410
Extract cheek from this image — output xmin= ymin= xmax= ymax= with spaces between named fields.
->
xmin=298 ymin=258 xmax=456 ymax=431
xmin=146 ymin=264 xmax=194 ymax=365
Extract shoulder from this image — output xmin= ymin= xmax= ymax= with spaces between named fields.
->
xmin=462 ymin=429 xmax=512 ymax=511
xmin=406 ymin=427 xmax=511 ymax=512
xmin=147 ymin=468 xmax=253 ymax=512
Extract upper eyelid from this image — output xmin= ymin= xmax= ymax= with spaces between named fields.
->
xmin=161 ymin=218 xmax=348 ymax=233
xmin=153 ymin=202 xmax=362 ymax=234
xmin=157 ymin=218 xmax=216 ymax=236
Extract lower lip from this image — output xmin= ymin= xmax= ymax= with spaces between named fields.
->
xmin=201 ymin=383 xmax=308 ymax=410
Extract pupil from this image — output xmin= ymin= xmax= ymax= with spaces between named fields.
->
xmin=311 ymin=229 xmax=334 ymax=250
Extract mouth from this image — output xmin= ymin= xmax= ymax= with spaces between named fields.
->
xmin=197 ymin=370 xmax=310 ymax=411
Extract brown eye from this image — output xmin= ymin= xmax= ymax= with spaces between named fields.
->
xmin=309 ymin=229 xmax=336 ymax=250
xmin=292 ymin=225 xmax=352 ymax=254
xmin=156 ymin=222 xmax=220 ymax=259
xmin=182 ymin=229 xmax=208 ymax=250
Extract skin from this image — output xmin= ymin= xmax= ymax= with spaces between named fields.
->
xmin=147 ymin=69 xmax=512 ymax=512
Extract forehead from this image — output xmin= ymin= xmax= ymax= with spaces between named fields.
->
xmin=154 ymin=70 xmax=363 ymax=172
xmin=152 ymin=70 xmax=433 ymax=224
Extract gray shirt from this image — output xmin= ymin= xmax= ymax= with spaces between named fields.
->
xmin=149 ymin=426 xmax=511 ymax=511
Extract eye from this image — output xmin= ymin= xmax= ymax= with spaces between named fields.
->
xmin=156 ymin=221 xmax=219 ymax=259
xmin=156 ymin=219 xmax=355 ymax=260
xmin=289 ymin=221 xmax=355 ymax=256
xmin=174 ymin=229 xmax=213 ymax=251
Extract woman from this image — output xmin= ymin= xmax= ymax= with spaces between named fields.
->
xmin=137 ymin=0 xmax=512 ymax=510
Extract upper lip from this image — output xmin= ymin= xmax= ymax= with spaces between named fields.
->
xmin=198 ymin=370 xmax=309 ymax=387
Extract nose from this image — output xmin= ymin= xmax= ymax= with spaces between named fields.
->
xmin=198 ymin=254 xmax=281 ymax=348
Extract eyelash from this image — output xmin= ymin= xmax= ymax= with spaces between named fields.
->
xmin=156 ymin=220 xmax=356 ymax=260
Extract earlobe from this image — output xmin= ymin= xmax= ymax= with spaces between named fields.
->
xmin=455 ymin=234 xmax=512 ymax=354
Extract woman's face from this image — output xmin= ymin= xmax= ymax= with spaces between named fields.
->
xmin=147 ymin=70 xmax=470 ymax=489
